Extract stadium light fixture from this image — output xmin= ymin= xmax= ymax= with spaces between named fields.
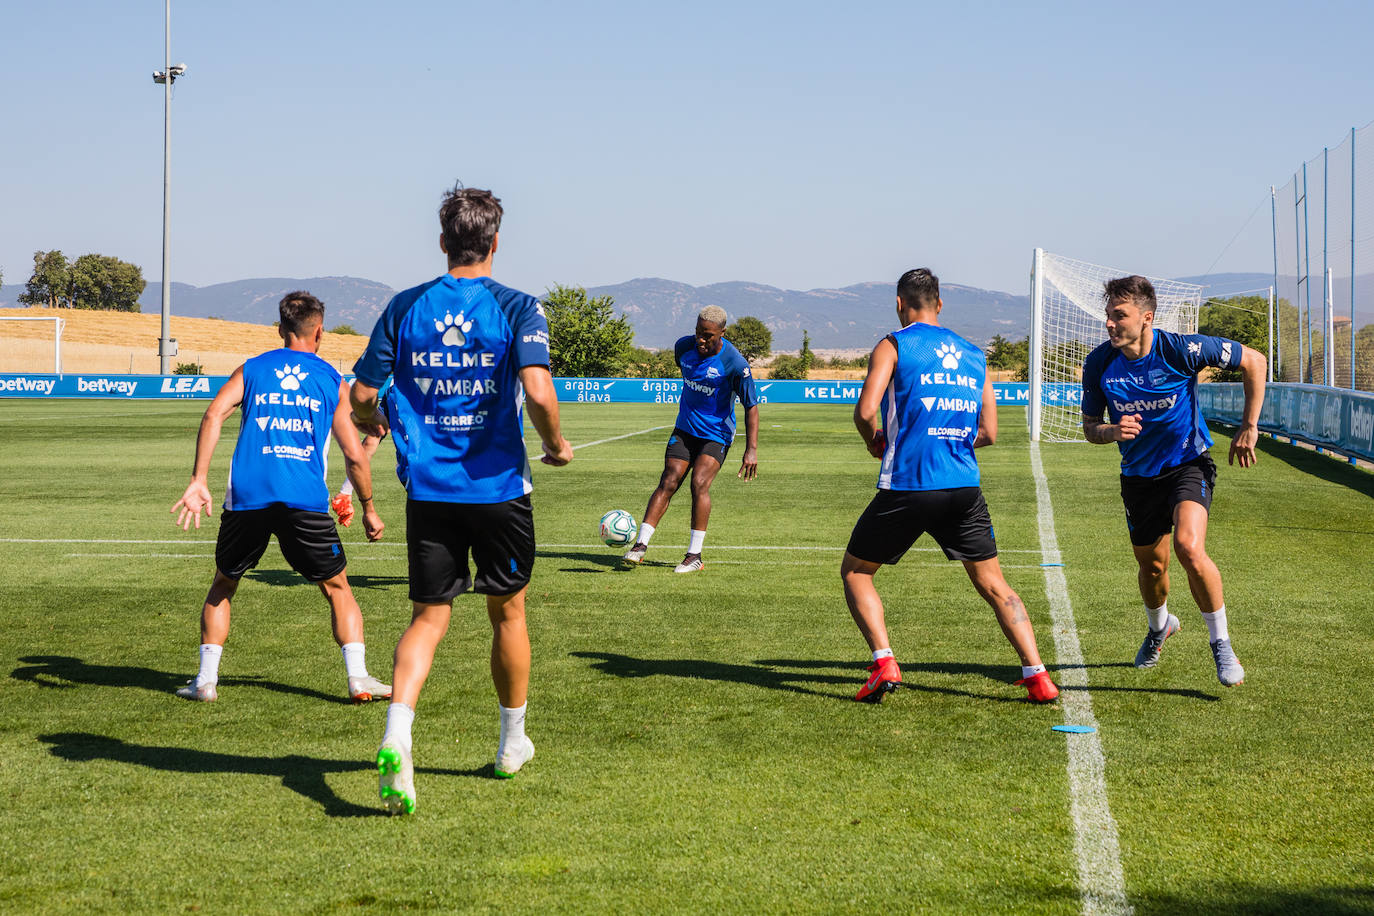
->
xmin=152 ymin=0 xmax=187 ymax=374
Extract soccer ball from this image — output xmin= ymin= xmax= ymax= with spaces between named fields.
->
xmin=599 ymin=509 xmax=637 ymax=547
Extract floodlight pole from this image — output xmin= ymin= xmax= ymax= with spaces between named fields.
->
xmin=156 ymin=0 xmax=177 ymax=374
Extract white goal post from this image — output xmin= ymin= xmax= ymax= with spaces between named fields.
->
xmin=1027 ymin=249 xmax=1201 ymax=442
xmin=0 ymin=316 xmax=66 ymax=375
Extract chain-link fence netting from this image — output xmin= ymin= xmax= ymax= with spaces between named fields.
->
xmin=1272 ymin=120 xmax=1374 ymax=390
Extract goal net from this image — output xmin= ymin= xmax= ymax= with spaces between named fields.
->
xmin=1028 ymin=248 xmax=1201 ymax=442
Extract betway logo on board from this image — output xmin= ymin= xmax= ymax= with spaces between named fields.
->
xmin=0 ymin=377 xmax=56 ymax=395
xmin=1350 ymin=402 xmax=1374 ymax=447
xmin=76 ymin=377 xmax=138 ymax=397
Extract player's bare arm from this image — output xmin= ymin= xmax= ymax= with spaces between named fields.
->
xmin=1229 ymin=345 xmax=1267 ymax=468
xmin=854 ymin=339 xmax=897 ymax=457
xmin=349 ymin=380 xmax=388 ymax=438
xmin=1082 ymin=411 xmax=1142 ymax=444
xmin=520 ymin=365 xmax=574 ymax=466
xmin=332 ymin=380 xmax=384 ymax=541
xmin=973 ymin=375 xmax=998 ymax=448
xmin=738 ymin=404 xmax=759 ymax=480
xmin=172 ymin=366 xmax=244 ymax=531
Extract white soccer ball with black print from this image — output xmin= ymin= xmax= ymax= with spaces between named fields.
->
xmin=599 ymin=510 xmax=638 ymax=547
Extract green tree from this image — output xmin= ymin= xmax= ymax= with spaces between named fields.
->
xmin=723 ymin=316 xmax=772 ymax=362
xmin=1199 ymin=295 xmax=1270 ymax=381
xmin=17 ymin=250 xmax=70 ymax=308
xmin=623 ymin=346 xmax=679 ymax=378
xmin=985 ymin=335 xmax=1029 ymax=376
xmin=800 ymin=330 xmax=814 ymax=370
xmin=768 ymin=330 xmax=815 ymax=380
xmin=66 ymin=254 xmax=145 ymax=312
xmin=542 ymin=284 xmax=635 ymax=377
xmin=330 ymin=324 xmax=360 ymax=335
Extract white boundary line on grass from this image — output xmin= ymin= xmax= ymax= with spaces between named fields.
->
xmin=1030 ymin=442 xmax=1132 ymax=916
xmin=570 ymin=426 xmax=669 ymax=450
xmin=5 ymin=537 xmax=1045 ymax=553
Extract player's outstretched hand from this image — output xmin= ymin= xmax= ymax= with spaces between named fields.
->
xmin=1116 ymin=414 xmax=1143 ymax=441
xmin=1229 ymin=423 xmax=1260 ymax=468
xmin=541 ymin=436 xmax=574 ymax=466
xmin=362 ymin=506 xmax=385 ymax=542
xmin=738 ymin=447 xmax=758 ymax=481
xmin=172 ymin=480 xmax=213 ymax=531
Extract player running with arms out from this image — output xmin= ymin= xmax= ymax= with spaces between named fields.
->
xmin=352 ymin=184 xmax=573 ymax=815
xmin=841 ymin=269 xmax=1059 ymax=704
xmin=1081 ymin=275 xmax=1266 ymax=686
xmin=170 ymin=292 xmax=390 ymax=704
xmin=622 ymin=306 xmax=759 ymax=573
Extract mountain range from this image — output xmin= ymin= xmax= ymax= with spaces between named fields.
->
xmin=3 ymin=270 xmax=1326 ymax=352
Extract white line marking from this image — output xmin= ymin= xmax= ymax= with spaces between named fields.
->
xmin=1030 ymin=442 xmax=1132 ymax=916
xmin=570 ymin=426 xmax=670 ymax=450
xmin=15 ymin=537 xmax=1039 ymax=553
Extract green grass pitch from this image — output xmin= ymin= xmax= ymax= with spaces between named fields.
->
xmin=1 ymin=401 xmax=1371 ymax=914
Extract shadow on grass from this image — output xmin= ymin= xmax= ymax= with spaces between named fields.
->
xmin=38 ymin=732 xmax=490 ymax=818
xmin=1129 ymin=883 xmax=1374 ymax=916
xmin=757 ymin=658 xmax=1219 ymax=701
xmin=244 ymin=569 xmax=409 ymax=590
xmin=535 ymin=550 xmax=675 ymax=573
xmin=10 ymin=655 xmax=348 ymax=705
xmin=573 ymin=652 xmax=1036 ymax=704
xmin=1244 ymin=432 xmax=1374 ymax=501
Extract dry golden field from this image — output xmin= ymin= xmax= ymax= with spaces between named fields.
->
xmin=0 ymin=308 xmax=368 ymax=375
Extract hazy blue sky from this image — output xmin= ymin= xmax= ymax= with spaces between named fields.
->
xmin=3 ymin=1 xmax=1371 ymax=298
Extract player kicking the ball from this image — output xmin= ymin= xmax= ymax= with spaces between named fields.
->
xmin=1081 ymin=275 xmax=1265 ymax=686
xmin=622 ymin=306 xmax=759 ymax=572
xmin=352 ymin=184 xmax=573 ymax=815
xmin=170 ymin=291 xmax=391 ymax=704
xmin=842 ymin=269 xmax=1059 ymax=704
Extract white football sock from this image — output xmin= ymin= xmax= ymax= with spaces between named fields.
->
xmin=338 ymin=479 xmax=354 ymax=497
xmin=341 ymin=642 xmax=368 ymax=678
xmin=872 ymin=647 xmax=894 ymax=662
xmin=382 ymin=702 xmax=414 ymax=750
xmin=1146 ymin=601 xmax=1169 ymax=631
xmin=637 ymin=522 xmax=656 ymax=546
xmin=1021 ymin=664 xmax=1047 ymax=679
xmin=196 ymin=643 xmax=223 ymax=685
xmin=499 ymin=702 xmax=527 ymax=749
xmin=1203 ymin=606 xmax=1229 ymax=642
xmin=688 ymin=529 xmax=706 ymax=555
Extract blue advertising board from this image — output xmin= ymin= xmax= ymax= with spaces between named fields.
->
xmin=557 ymin=378 xmax=1034 ymax=405
xmin=1199 ymin=382 xmax=1374 ymax=463
xmin=0 ymin=373 xmax=1036 ymax=406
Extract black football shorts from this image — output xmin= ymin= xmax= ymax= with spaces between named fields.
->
xmin=405 ymin=496 xmax=535 ymax=601
xmin=216 ymin=506 xmax=346 ymax=582
xmin=846 ymin=486 xmax=997 ymax=564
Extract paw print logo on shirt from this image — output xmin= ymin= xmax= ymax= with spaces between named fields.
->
xmin=275 ymin=364 xmax=308 ymax=390
xmin=435 ymin=312 xmax=473 ymax=347
xmin=935 ymin=343 xmax=961 ymax=370
xmin=1188 ymin=341 xmax=1202 ymax=355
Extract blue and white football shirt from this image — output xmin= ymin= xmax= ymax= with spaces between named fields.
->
xmin=672 ymin=336 xmax=759 ymax=445
xmin=354 ymin=275 xmax=550 ymax=504
xmin=1080 ymin=329 xmax=1244 ymax=478
xmin=877 ymin=323 xmax=984 ymax=492
xmin=226 ymin=349 xmax=341 ymax=513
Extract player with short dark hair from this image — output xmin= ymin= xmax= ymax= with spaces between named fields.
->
xmin=1081 ymin=275 xmax=1266 ymax=686
xmin=171 ymin=291 xmax=390 ymax=704
xmin=352 ymin=183 xmax=573 ymax=815
xmin=842 ymin=268 xmax=1060 ymax=704
xmin=622 ymin=305 xmax=759 ymax=573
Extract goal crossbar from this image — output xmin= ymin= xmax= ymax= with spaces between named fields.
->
xmin=0 ymin=316 xmax=66 ymax=375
